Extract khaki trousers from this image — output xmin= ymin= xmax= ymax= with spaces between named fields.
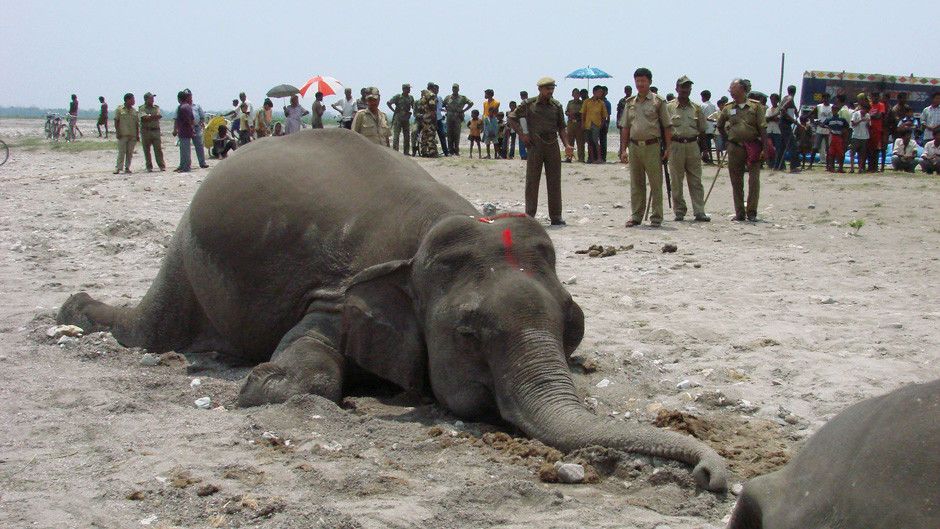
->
xmin=141 ymin=129 xmax=164 ymax=170
xmin=667 ymin=142 xmax=706 ymax=218
xmin=525 ymin=139 xmax=562 ymax=220
xmin=628 ymin=141 xmax=663 ymax=223
xmin=392 ymin=117 xmax=411 ymax=153
xmin=115 ymin=136 xmax=136 ymax=171
xmin=566 ymin=120 xmax=584 ymax=161
xmin=726 ymin=142 xmax=760 ymax=218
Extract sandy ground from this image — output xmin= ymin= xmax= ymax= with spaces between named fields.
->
xmin=1 ymin=118 xmax=938 ymax=528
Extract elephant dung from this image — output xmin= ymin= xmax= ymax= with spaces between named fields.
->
xmin=662 ymin=243 xmax=678 ymax=253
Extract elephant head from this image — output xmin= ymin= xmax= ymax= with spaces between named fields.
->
xmin=342 ymin=213 xmax=728 ymax=491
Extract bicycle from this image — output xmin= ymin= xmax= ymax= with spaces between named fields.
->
xmin=64 ymin=115 xmax=83 ymax=142
xmin=45 ymin=113 xmax=67 ymax=141
xmin=0 ymin=139 xmax=7 ymax=166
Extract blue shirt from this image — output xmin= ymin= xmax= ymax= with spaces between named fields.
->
xmin=435 ymin=96 xmax=443 ymax=121
xmin=603 ymin=98 xmax=612 ymax=126
xmin=823 ymin=115 xmax=849 ymax=136
xmin=191 ymin=103 xmax=205 ymax=133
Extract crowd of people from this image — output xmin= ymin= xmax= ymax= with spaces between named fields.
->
xmin=80 ymin=70 xmax=939 ymax=228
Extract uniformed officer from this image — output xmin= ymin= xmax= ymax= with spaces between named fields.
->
xmin=667 ymin=76 xmax=709 ymax=222
xmin=619 ymin=68 xmax=672 ymax=227
xmin=113 ymin=93 xmax=139 ymax=174
xmin=138 ymin=92 xmax=165 ymax=172
xmin=565 ymin=88 xmax=585 ymax=162
xmin=715 ymin=78 xmax=769 ymax=221
xmin=387 ymin=83 xmax=415 ymax=154
xmin=417 ymin=89 xmax=439 ymax=157
xmin=507 ymin=77 xmax=574 ymax=225
xmin=351 ymin=87 xmax=391 ymax=147
xmin=444 ymin=83 xmax=472 ymax=156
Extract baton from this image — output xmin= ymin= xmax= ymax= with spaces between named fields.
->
xmin=704 ymin=150 xmax=725 ymax=206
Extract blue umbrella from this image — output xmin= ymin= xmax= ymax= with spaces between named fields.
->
xmin=566 ymin=67 xmax=612 ymax=80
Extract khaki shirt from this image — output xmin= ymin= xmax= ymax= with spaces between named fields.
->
xmin=137 ymin=103 xmax=161 ymax=131
xmin=352 ymin=109 xmax=390 ymax=145
xmin=565 ymin=98 xmax=582 ymax=123
xmin=716 ymin=99 xmax=766 ymax=143
xmin=620 ymin=92 xmax=670 ymax=141
xmin=389 ymin=93 xmax=415 ymax=120
xmin=508 ymin=97 xmax=565 ymax=141
xmin=667 ymin=99 xmax=706 ymax=139
xmin=115 ymin=105 xmax=139 ymax=138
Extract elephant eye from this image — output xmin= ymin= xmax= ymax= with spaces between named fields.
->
xmin=431 ymin=250 xmax=471 ymax=270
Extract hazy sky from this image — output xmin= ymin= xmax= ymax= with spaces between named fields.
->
xmin=3 ymin=0 xmax=935 ymax=112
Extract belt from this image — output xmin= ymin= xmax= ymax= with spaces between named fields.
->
xmin=630 ymin=138 xmax=659 ymax=146
xmin=672 ymin=136 xmax=697 ymax=143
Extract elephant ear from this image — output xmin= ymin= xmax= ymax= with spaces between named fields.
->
xmin=341 ymin=260 xmax=426 ymax=393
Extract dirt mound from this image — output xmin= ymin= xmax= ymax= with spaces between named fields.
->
xmin=101 ymin=217 xmax=164 ymax=237
xmin=654 ymin=409 xmax=792 ymax=479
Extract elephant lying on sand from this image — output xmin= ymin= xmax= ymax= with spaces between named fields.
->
xmin=728 ymin=379 xmax=940 ymax=528
xmin=58 ymin=128 xmax=728 ymax=491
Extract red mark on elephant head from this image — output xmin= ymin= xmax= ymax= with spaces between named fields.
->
xmin=502 ymin=228 xmax=523 ymax=270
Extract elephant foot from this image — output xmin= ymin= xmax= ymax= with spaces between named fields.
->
xmin=57 ymin=292 xmax=106 ymax=331
xmin=238 ymin=342 xmax=345 ymax=408
xmin=238 ymin=362 xmax=295 ymax=407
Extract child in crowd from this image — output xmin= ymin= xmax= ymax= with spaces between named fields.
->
xmin=467 ymin=110 xmax=483 ymax=158
xmin=505 ymin=101 xmax=518 ymax=158
xmin=212 ymin=124 xmax=238 ymax=159
xmin=849 ymin=100 xmax=871 ymax=173
xmin=237 ymin=103 xmax=253 ymax=145
xmin=482 ymin=107 xmax=498 ymax=159
xmin=797 ymin=115 xmax=814 ymax=169
xmin=496 ymin=112 xmax=507 ymax=159
xmin=272 ymin=122 xmax=284 ymax=137
xmin=823 ymin=102 xmax=850 ymax=173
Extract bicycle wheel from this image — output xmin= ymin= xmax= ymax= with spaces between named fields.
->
xmin=0 ymin=140 xmax=8 ymax=166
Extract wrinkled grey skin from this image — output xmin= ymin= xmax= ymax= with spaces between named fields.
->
xmin=58 ymin=128 xmax=728 ymax=491
xmin=728 ymin=379 xmax=940 ymax=529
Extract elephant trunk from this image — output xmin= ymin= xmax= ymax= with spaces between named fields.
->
xmin=493 ymin=329 xmax=729 ymax=492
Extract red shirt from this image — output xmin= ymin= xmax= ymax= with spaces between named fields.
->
xmin=869 ymin=101 xmax=886 ymax=137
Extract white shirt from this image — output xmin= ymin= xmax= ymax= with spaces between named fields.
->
xmin=701 ymin=101 xmax=717 ymax=134
xmin=892 ymin=138 xmax=917 ymax=160
xmin=850 ymin=110 xmax=870 ymax=140
xmin=239 ymin=99 xmax=253 ymax=115
xmin=766 ymin=107 xmax=781 ymax=134
xmin=921 ymin=105 xmax=940 ymax=140
xmin=815 ymin=103 xmax=833 ymax=134
xmin=335 ymin=97 xmax=357 ymax=121
xmin=284 ymin=105 xmax=305 ymax=134
xmin=923 ymin=139 xmax=940 ymax=160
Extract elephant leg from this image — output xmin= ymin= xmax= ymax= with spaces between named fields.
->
xmin=57 ymin=228 xmax=206 ymax=353
xmin=238 ymin=312 xmax=345 ymax=407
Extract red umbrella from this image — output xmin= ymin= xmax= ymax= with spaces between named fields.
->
xmin=299 ymin=76 xmax=344 ymax=97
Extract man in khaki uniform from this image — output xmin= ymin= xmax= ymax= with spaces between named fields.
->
xmin=113 ymin=93 xmax=139 ymax=174
xmin=507 ymin=77 xmax=575 ymax=225
xmin=138 ymin=92 xmax=165 ymax=172
xmin=667 ymin=76 xmax=709 ymax=222
xmin=352 ymin=87 xmax=391 ymax=147
xmin=716 ymin=78 xmax=769 ymax=221
xmin=619 ymin=68 xmax=672 ymax=227
xmin=444 ymin=83 xmax=472 ymax=156
xmin=565 ymin=88 xmax=584 ymax=162
xmin=387 ymin=83 xmax=414 ymax=154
